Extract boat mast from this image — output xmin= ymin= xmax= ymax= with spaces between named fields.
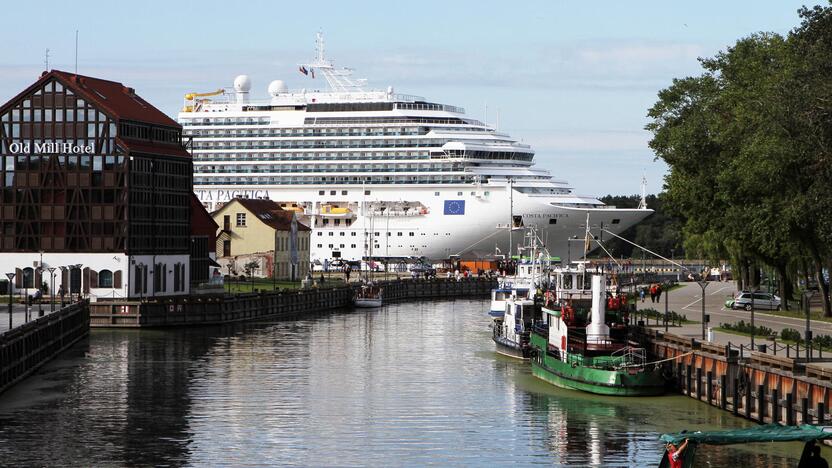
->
xmin=508 ymin=178 xmax=514 ymax=261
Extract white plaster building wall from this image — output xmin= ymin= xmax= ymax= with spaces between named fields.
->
xmin=127 ymin=254 xmax=191 ymax=299
xmin=0 ymin=252 xmax=129 ymax=300
xmin=0 ymin=252 xmax=190 ymax=301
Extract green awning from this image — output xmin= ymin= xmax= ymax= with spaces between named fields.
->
xmin=661 ymin=424 xmax=832 ymax=446
xmin=541 ymin=306 xmax=561 ymax=317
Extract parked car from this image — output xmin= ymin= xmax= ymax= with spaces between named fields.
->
xmin=729 ymin=291 xmax=782 ymax=311
xmin=409 ymin=263 xmax=436 ymax=277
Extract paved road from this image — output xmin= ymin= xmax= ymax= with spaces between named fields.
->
xmin=0 ymin=303 xmax=60 ymax=333
xmin=637 ymin=282 xmax=832 ymax=337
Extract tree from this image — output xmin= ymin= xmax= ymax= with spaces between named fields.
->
xmin=646 ymin=5 xmax=832 ymax=314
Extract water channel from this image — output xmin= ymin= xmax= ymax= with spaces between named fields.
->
xmin=0 ymin=299 xmax=806 ymax=466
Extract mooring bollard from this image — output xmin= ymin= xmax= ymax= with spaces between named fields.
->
xmin=786 ymin=393 xmax=794 ymax=426
xmin=802 ymin=397 xmax=810 ymax=425
xmin=733 ymin=378 xmax=740 ymax=416
xmin=818 ymin=402 xmax=826 ymax=425
xmin=772 ymin=389 xmax=780 ymax=424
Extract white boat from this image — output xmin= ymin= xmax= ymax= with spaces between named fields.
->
xmin=179 ymin=33 xmax=652 ymax=265
xmin=354 ymin=283 xmax=383 ymax=308
xmin=492 ymin=297 xmax=536 ymax=360
xmin=489 ymin=228 xmax=552 ymax=316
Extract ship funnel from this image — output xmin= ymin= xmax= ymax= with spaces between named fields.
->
xmin=586 ymin=274 xmax=610 ymax=344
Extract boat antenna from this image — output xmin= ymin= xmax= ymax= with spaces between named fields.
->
xmin=638 ymin=175 xmax=648 ymax=210
xmin=44 ymin=48 xmax=50 ymax=72
xmin=75 ymin=30 xmax=79 ymax=73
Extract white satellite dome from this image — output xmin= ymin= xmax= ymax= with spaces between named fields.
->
xmin=268 ymin=80 xmax=288 ymax=96
xmin=233 ymin=75 xmax=252 ymax=92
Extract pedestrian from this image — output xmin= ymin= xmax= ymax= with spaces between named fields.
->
xmin=640 ymin=287 xmax=646 ymax=303
xmin=344 ymin=265 xmax=351 ymax=283
xmin=656 ymin=284 xmax=663 ymax=302
xmin=650 ymin=283 xmax=657 ymax=303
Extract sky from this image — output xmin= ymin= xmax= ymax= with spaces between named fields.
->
xmin=0 ymin=0 xmax=818 ymax=196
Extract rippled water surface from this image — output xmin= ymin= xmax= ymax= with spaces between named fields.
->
xmin=0 ymin=299 xmax=807 ymax=466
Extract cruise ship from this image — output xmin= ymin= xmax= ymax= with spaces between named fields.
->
xmin=179 ymin=34 xmax=651 ymax=264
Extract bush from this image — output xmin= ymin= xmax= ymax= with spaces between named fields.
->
xmin=720 ymin=320 xmax=773 ymax=337
xmin=639 ymin=307 xmax=688 ymax=323
xmin=780 ymin=328 xmax=801 ymax=342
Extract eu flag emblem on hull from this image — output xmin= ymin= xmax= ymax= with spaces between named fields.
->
xmin=443 ymin=200 xmax=465 ymax=215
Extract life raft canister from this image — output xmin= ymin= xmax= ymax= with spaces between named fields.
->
xmin=561 ymin=335 xmax=567 ymax=352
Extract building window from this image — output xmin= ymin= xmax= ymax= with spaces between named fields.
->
xmin=22 ymin=267 xmax=34 ymax=288
xmin=99 ymin=270 xmax=113 ymax=288
xmin=341 ymin=190 xmax=348 ymax=195
xmin=223 ymin=240 xmax=231 ymax=257
xmin=318 ymin=190 xmax=324 ymax=195
xmin=435 ymin=192 xmax=440 ymax=196
xmin=236 ymin=213 xmax=246 ymax=226
xmin=364 ymin=190 xmax=371 ymax=195
xmin=457 ymin=192 xmax=463 ymax=196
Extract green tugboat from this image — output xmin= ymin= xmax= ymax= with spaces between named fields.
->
xmin=530 ymin=271 xmax=667 ymax=396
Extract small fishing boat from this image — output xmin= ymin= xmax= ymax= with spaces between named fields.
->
xmin=492 ymin=297 xmax=537 ymax=359
xmin=658 ymin=424 xmax=832 ymax=467
xmin=354 ymin=282 xmax=383 ymax=308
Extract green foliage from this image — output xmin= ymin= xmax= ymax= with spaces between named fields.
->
xmin=720 ymin=320 xmax=774 ymax=337
xmin=639 ymin=308 xmax=689 ymax=324
xmin=646 ymin=7 xmax=832 ymax=313
xmin=780 ymin=328 xmax=801 ymax=342
xmin=598 ymin=194 xmax=684 ymax=258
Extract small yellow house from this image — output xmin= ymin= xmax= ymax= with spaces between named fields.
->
xmin=212 ymin=198 xmax=311 ymax=280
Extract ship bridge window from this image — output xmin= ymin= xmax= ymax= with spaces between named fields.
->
xmin=549 ymin=219 xmax=557 ymax=225
xmin=611 ymin=219 xmax=621 ymax=224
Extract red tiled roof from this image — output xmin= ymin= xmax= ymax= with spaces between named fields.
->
xmin=49 ymin=70 xmax=180 ymax=127
xmin=232 ymin=198 xmax=311 ymax=231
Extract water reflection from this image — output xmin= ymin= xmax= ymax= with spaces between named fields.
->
xmin=0 ymin=299 xmax=808 ymax=466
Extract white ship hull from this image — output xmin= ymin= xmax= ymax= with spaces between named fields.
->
xmin=184 ymin=34 xmax=652 ymax=265
xmin=195 ymin=183 xmax=648 ymax=263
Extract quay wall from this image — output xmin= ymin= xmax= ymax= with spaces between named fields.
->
xmin=90 ymin=278 xmax=495 ymax=328
xmin=0 ymin=302 xmax=89 ymax=395
xmin=639 ymin=327 xmax=832 ymax=426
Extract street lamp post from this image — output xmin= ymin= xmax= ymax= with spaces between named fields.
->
xmin=664 ymin=283 xmax=669 ymax=333
xmin=59 ymin=266 xmax=67 ymax=308
xmin=47 ymin=267 xmax=57 ymax=314
xmin=697 ymin=280 xmax=709 ymax=340
xmin=805 ymin=290 xmax=814 ymax=362
xmin=750 ymin=290 xmax=756 ymax=349
xmin=5 ymin=272 xmax=15 ymax=329
xmin=35 ymin=266 xmax=44 ymax=317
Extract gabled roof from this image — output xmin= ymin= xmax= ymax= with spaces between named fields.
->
xmin=0 ymin=69 xmax=179 ymax=128
xmin=224 ymin=198 xmax=311 ymax=232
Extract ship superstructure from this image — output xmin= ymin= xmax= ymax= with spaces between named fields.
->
xmin=179 ymin=33 xmax=651 ymax=264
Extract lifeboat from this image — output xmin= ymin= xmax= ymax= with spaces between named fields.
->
xmin=320 ymin=204 xmax=354 ymax=218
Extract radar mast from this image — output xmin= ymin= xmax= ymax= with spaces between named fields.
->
xmin=298 ymin=32 xmax=368 ymax=92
